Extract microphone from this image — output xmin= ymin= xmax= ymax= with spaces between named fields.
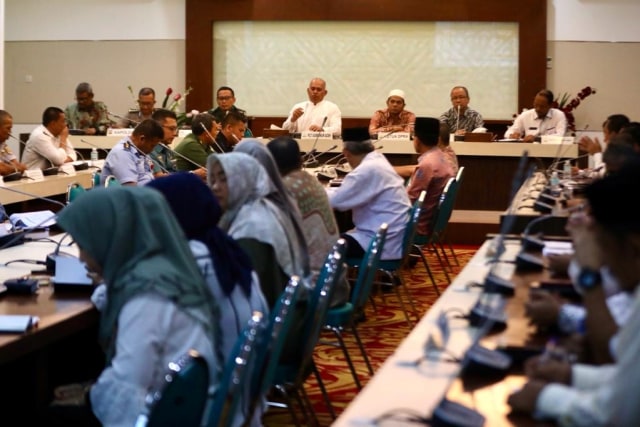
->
xmin=199 ymin=123 xmax=226 ymax=154
xmin=158 ymin=143 xmax=206 ymax=171
xmin=80 ymin=138 xmax=111 ymax=158
xmin=108 ymin=111 xmax=140 ymax=127
xmin=303 ymin=144 xmax=337 ymax=167
xmin=302 ymin=116 xmax=328 ymax=163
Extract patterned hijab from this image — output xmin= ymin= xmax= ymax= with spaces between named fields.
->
xmin=234 ymin=139 xmax=311 ymax=276
xmin=147 ymin=172 xmax=253 ymax=296
xmin=207 ymin=152 xmax=305 ymax=279
xmin=56 ymin=187 xmax=216 ymax=361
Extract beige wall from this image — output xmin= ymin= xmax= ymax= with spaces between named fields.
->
xmin=547 ymin=41 xmax=640 ymax=129
xmin=5 ymin=40 xmax=186 ymax=124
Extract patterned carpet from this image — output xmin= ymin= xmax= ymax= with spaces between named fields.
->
xmin=263 ymin=246 xmax=477 ymax=426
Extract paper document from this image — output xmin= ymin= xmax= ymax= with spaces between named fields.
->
xmin=0 ymin=315 xmax=37 ymax=333
xmin=9 ymin=210 xmax=56 ymax=229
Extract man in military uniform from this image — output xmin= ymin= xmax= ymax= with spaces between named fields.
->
xmin=208 ymin=86 xmax=252 ymax=137
xmin=117 ymin=87 xmax=156 ymax=128
xmin=64 ymin=82 xmax=110 ymax=135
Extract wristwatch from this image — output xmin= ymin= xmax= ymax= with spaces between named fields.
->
xmin=577 ymin=268 xmax=602 ymax=291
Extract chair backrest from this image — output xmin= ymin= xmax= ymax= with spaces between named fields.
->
xmin=104 ymin=175 xmax=120 ymax=187
xmin=294 ymin=239 xmax=347 ymax=375
xmin=455 ymin=165 xmax=465 ymax=187
xmin=399 ymin=191 xmax=427 ymax=261
xmin=247 ymin=276 xmax=304 ymax=417
xmin=138 ymin=349 xmax=210 ymax=427
xmin=66 ymin=182 xmax=86 ymax=204
xmin=91 ymin=170 xmax=102 ymax=188
xmin=205 ymin=311 xmax=267 ymax=427
xmin=430 ymin=177 xmax=458 ymax=237
xmin=351 ymin=223 xmax=388 ymax=312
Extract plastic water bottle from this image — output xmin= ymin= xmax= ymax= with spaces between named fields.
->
xmin=90 ymin=147 xmax=98 ymax=162
xmin=563 ymin=160 xmax=571 ymax=180
xmin=550 ymin=170 xmax=561 ymax=197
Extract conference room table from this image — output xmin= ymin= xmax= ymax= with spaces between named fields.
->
xmin=333 ymin=236 xmax=561 ymax=427
xmin=0 ymin=234 xmax=101 ymax=422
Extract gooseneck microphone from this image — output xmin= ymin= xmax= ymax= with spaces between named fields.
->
xmin=108 ymin=111 xmax=140 ymax=127
xmin=302 ymin=116 xmax=328 ymax=163
xmin=80 ymin=138 xmax=110 ymax=156
xmin=199 ymin=123 xmax=226 ymax=154
xmin=158 ymin=143 xmax=206 ymax=171
xmin=303 ymin=144 xmax=337 ymax=167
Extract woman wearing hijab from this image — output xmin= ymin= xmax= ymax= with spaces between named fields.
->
xmin=234 ymin=138 xmax=311 ymax=278
xmin=207 ymin=151 xmax=307 ymax=307
xmin=148 ymin=172 xmax=268 ymax=427
xmin=52 ymin=187 xmax=220 ymax=427
xmin=147 ymin=172 xmax=269 ymax=358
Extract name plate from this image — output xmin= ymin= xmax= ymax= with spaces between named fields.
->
xmin=60 ymin=164 xmax=76 ymax=176
xmin=178 ymin=129 xmax=191 ymax=138
xmin=24 ymin=169 xmax=44 ymax=181
xmin=540 ymin=135 xmax=575 ymax=144
xmin=301 ymin=131 xmax=332 ymax=139
xmin=107 ymin=128 xmax=134 ymax=136
xmin=378 ymin=131 xmax=411 ymax=141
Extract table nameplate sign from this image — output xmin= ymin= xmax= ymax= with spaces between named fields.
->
xmin=301 ymin=131 xmax=332 ymax=140
xmin=106 ymin=128 xmax=134 ymax=137
xmin=60 ymin=164 xmax=76 ymax=176
xmin=23 ymin=169 xmax=44 ymax=181
xmin=378 ymin=131 xmax=411 ymax=141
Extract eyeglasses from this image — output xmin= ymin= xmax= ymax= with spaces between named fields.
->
xmin=217 ymin=96 xmax=233 ymax=101
xmin=451 ymin=96 xmax=468 ymax=101
xmin=163 ymin=125 xmax=178 ymax=132
xmin=138 ymin=101 xmax=155 ymax=107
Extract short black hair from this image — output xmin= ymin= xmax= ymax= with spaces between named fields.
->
xmin=605 ymin=114 xmax=630 ymax=134
xmin=133 ymin=119 xmax=164 ymax=140
xmin=620 ymin=122 xmax=640 ymax=145
xmin=138 ymin=87 xmax=155 ymax=97
xmin=217 ymin=86 xmax=235 ymax=97
xmin=221 ymin=111 xmax=246 ymax=127
xmin=191 ymin=113 xmax=216 ymax=136
xmin=0 ymin=110 xmax=12 ymax=123
xmin=536 ymin=89 xmax=554 ymax=104
xmin=152 ymin=108 xmax=177 ymax=122
xmin=267 ymin=136 xmax=302 ymax=175
xmin=42 ymin=107 xmax=64 ymax=126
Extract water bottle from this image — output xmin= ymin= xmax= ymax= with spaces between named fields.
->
xmin=563 ymin=160 xmax=571 ymax=180
xmin=90 ymin=147 xmax=98 ymax=162
xmin=550 ymin=171 xmax=561 ymax=197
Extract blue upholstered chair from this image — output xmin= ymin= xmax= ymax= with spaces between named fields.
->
xmin=268 ymin=239 xmax=347 ymax=425
xmin=324 ymin=224 xmax=387 ymax=390
xmin=66 ymin=182 xmax=86 ymax=204
xmin=135 ymin=349 xmax=210 ymax=427
xmin=204 ymin=311 xmax=268 ymax=427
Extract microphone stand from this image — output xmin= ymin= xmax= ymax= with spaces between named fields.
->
xmin=80 ymin=138 xmax=111 ymax=158
xmin=301 ymin=116 xmax=328 ymax=163
xmin=159 ymin=143 xmax=206 ymax=171
xmin=199 ymin=123 xmax=226 ymax=154
xmin=108 ymin=111 xmax=140 ymax=127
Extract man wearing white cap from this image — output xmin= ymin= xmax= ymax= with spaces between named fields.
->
xmin=369 ymin=89 xmax=416 ymax=136
xmin=439 ymin=86 xmax=484 ymax=135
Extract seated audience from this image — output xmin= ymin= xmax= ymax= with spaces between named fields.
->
xmin=577 ymin=114 xmax=629 ymax=175
xmin=327 ymin=127 xmax=411 ymax=260
xmin=267 ymin=136 xmax=349 ymax=307
xmin=215 ymin=111 xmax=247 ymax=153
xmin=282 ymin=78 xmax=342 ymax=136
xmin=64 ymin=82 xmax=110 ymax=135
xmin=368 ymin=89 xmax=416 ymax=136
xmin=207 ymin=86 xmax=253 ymax=137
xmin=406 ymin=117 xmax=455 ymax=236
xmin=207 ymin=151 xmax=307 ymax=307
xmin=49 ymin=187 xmax=219 ymax=427
xmin=505 ymin=89 xmax=567 ymax=141
xmin=22 ymin=106 xmax=77 ymax=170
xmin=439 ymin=86 xmax=484 ymax=135
xmin=508 ymin=165 xmax=640 ymax=425
xmin=150 ymin=108 xmax=179 ymax=176
xmin=0 ymin=110 xmax=27 ymax=175
xmin=117 ymin=87 xmax=156 ymax=128
xmin=148 ymin=173 xmax=268 ymax=427
xmin=101 ymin=119 xmax=164 ymax=186
xmin=173 ymin=112 xmax=218 ymax=178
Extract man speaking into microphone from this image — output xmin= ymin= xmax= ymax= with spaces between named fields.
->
xmin=282 ymin=78 xmax=342 ymax=137
xmin=368 ymin=89 xmax=416 ymax=136
xmin=173 ymin=112 xmax=217 ymax=179
xmin=439 ymin=86 xmax=484 ymax=136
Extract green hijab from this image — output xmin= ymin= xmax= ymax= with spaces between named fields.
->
xmin=57 ymin=187 xmax=216 ymax=361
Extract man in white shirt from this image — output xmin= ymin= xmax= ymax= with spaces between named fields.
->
xmin=505 ymin=89 xmax=567 ymax=142
xmin=282 ymin=78 xmax=342 ymax=136
xmin=22 ymin=106 xmax=77 ymax=170
xmin=327 ymin=127 xmax=410 ymax=260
